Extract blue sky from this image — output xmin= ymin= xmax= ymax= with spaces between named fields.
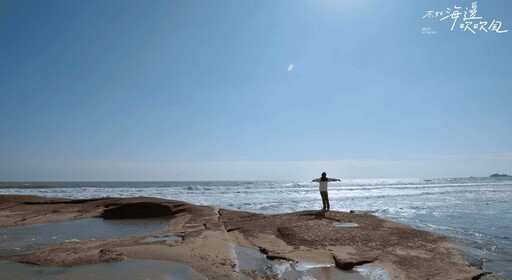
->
xmin=1 ymin=0 xmax=511 ymax=180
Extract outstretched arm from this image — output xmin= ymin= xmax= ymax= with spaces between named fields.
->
xmin=328 ymin=178 xmax=341 ymax=182
xmin=312 ymin=178 xmax=321 ymax=182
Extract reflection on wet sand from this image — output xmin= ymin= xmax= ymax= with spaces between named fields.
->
xmin=0 ymin=259 xmax=206 ymax=280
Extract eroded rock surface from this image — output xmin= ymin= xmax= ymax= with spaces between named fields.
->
xmin=0 ymin=195 xmax=485 ymax=280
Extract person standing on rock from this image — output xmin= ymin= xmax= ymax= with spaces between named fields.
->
xmin=312 ymin=172 xmax=341 ymax=211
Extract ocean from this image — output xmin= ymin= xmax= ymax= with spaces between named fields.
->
xmin=1 ymin=177 xmax=511 ymax=277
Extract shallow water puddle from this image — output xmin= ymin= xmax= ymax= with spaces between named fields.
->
xmin=284 ymin=266 xmax=365 ymax=280
xmin=0 ymin=218 xmax=168 ymax=256
xmin=0 ymin=259 xmax=206 ymax=280
xmin=335 ymin=222 xmax=359 ymax=228
xmin=141 ymin=235 xmax=182 ymax=243
xmin=234 ymin=246 xmax=364 ymax=280
xmin=234 ymin=246 xmax=276 ymax=277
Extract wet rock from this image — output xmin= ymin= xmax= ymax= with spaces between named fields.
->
xmin=479 ymin=273 xmax=512 ymax=280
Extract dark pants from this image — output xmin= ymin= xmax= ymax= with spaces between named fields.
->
xmin=320 ymin=191 xmax=330 ymax=210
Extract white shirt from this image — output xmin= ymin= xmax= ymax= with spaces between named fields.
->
xmin=319 ymin=181 xmax=328 ymax=192
xmin=312 ymin=177 xmax=340 ymax=192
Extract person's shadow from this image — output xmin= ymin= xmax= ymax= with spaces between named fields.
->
xmin=301 ymin=210 xmax=338 ymax=221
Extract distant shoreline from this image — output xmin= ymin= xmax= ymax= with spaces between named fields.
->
xmin=489 ymin=173 xmax=511 ymax=178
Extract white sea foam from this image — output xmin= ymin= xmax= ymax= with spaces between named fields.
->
xmin=356 ymin=265 xmax=392 ymax=280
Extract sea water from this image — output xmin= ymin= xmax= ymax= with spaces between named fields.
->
xmin=1 ymin=177 xmax=511 ymax=276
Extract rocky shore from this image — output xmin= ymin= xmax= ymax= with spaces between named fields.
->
xmin=0 ymin=195 xmax=486 ymax=279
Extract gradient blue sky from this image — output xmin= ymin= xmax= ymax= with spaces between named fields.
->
xmin=1 ymin=0 xmax=511 ymax=180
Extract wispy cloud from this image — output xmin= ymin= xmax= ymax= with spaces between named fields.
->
xmin=287 ymin=64 xmax=294 ymax=72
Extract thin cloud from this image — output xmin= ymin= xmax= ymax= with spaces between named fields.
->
xmin=2 ymin=153 xmax=511 ymax=181
xmin=287 ymin=64 xmax=294 ymax=72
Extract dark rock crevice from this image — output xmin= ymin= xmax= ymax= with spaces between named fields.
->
xmin=101 ymin=202 xmax=173 ymax=219
xmin=333 ymin=255 xmax=376 ymax=270
xmin=226 ymin=227 xmax=243 ymax=232
xmin=258 ymin=247 xmax=292 ymax=261
xmin=472 ymin=272 xmax=493 ymax=280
